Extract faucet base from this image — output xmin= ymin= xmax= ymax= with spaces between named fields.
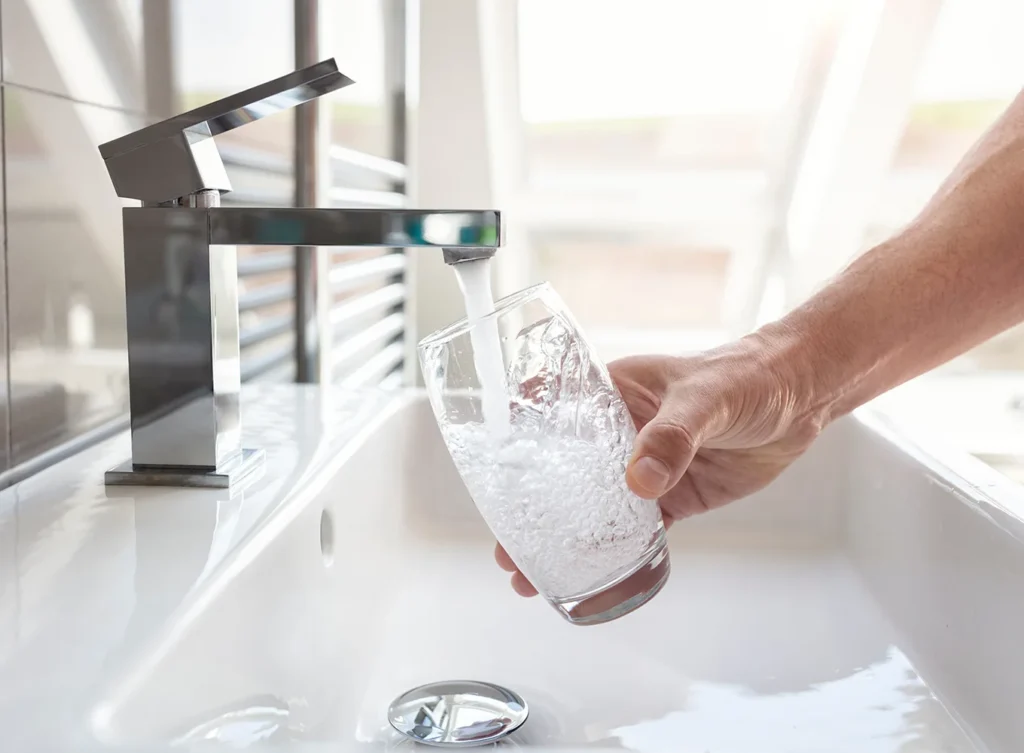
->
xmin=103 ymin=448 xmax=266 ymax=489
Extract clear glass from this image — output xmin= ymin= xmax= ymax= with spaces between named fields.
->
xmin=419 ymin=283 xmax=670 ymax=625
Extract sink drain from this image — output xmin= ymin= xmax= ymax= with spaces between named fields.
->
xmin=388 ymin=680 xmax=528 ymax=747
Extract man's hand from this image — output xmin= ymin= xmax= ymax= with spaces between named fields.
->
xmin=496 ymin=337 xmax=822 ymax=596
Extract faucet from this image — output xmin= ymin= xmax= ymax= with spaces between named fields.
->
xmin=98 ymin=58 xmax=501 ymax=488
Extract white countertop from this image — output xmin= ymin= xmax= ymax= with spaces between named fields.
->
xmin=0 ymin=385 xmax=400 ymax=751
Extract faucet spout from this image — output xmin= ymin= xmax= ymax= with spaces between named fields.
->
xmin=442 ymin=247 xmax=498 ymax=265
xmin=206 ymin=208 xmax=501 ymax=253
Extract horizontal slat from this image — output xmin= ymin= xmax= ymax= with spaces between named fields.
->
xmin=238 ymin=251 xmax=294 ymax=278
xmin=330 ymin=144 xmax=406 ymax=183
xmin=336 ymin=341 xmax=404 ymax=389
xmin=330 ymin=312 xmax=405 ymax=373
xmin=239 ymin=282 xmax=292 ymax=313
xmin=329 ymin=254 xmax=406 ymax=293
xmin=378 ymin=369 xmax=405 ymax=390
xmin=241 ymin=342 xmax=293 ymax=381
xmin=219 ymin=144 xmax=292 ymax=175
xmin=329 ymin=186 xmax=406 ymax=209
xmin=251 ymin=359 xmax=296 ymax=384
xmin=240 ymin=314 xmax=294 ymax=349
xmin=329 ymin=283 xmax=406 ymax=328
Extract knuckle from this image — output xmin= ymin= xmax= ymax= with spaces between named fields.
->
xmin=644 ymin=420 xmax=698 ymax=459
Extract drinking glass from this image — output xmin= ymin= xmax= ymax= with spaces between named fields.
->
xmin=418 ymin=282 xmax=670 ymax=625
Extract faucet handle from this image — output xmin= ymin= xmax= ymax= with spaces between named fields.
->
xmin=98 ymin=59 xmax=353 ymax=204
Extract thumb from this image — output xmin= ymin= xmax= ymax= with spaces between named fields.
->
xmin=626 ymin=393 xmax=712 ymax=499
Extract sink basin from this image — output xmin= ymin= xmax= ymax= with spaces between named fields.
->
xmin=2 ymin=386 xmax=1022 ymax=751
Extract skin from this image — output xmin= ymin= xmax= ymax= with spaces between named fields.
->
xmin=497 ymin=88 xmax=1024 ymax=598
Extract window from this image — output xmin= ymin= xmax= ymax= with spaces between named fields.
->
xmin=514 ymin=0 xmax=1024 ymax=481
xmin=324 ymin=0 xmax=391 ymax=160
xmin=867 ymin=0 xmax=1023 ymax=249
xmin=516 ymin=0 xmax=820 ymax=359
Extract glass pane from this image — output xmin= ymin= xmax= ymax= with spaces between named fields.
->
xmin=2 ymin=0 xmax=146 ymax=111
xmin=537 ymin=241 xmax=728 ymax=330
xmin=173 ymin=0 xmax=296 ymax=158
xmin=323 ymin=0 xmax=390 ymax=159
xmin=4 ymin=88 xmax=144 ymax=463
xmin=519 ymin=0 xmax=815 ymax=178
xmin=867 ymin=0 xmax=1022 ymax=249
xmin=516 ymin=0 xmax=819 ymax=358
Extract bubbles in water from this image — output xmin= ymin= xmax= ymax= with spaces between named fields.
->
xmin=445 ymin=397 xmax=663 ymax=600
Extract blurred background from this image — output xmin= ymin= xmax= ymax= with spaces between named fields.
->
xmin=0 ymin=0 xmax=1021 ymax=483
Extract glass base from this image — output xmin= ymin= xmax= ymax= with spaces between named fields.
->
xmin=549 ymin=541 xmax=671 ymax=626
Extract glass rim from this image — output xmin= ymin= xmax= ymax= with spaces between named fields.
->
xmin=417 ymin=281 xmax=553 ymax=350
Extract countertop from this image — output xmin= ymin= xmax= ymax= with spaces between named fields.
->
xmin=0 ymin=385 xmax=401 ymax=751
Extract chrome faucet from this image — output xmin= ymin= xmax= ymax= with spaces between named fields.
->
xmin=98 ymin=59 xmax=501 ymax=488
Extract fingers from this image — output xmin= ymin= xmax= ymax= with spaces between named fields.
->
xmin=627 ymin=391 xmax=712 ymax=499
xmin=494 ymin=542 xmax=517 ymax=572
xmin=511 ymin=571 xmax=538 ymax=597
xmin=494 ymin=542 xmax=538 ymax=597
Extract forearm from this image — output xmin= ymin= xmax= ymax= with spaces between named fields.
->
xmin=763 ymin=89 xmax=1024 ymax=422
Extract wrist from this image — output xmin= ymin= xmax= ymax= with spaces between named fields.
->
xmin=741 ymin=316 xmax=844 ymax=430
xmin=686 ymin=321 xmax=831 ymax=443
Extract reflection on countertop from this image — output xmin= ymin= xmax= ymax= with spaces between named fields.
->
xmin=608 ymin=646 xmax=970 ymax=752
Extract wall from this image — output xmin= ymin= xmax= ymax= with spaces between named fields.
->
xmin=0 ymin=0 xmax=297 ymax=476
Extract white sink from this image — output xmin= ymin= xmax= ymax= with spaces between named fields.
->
xmin=1 ymin=386 xmax=1022 ymax=751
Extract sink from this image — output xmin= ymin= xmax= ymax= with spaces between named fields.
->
xmin=1 ymin=386 xmax=1022 ymax=751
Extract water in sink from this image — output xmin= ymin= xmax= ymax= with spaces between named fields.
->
xmin=354 ymin=538 xmax=981 ymax=752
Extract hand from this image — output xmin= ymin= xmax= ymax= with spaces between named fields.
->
xmin=496 ymin=335 xmax=823 ymax=596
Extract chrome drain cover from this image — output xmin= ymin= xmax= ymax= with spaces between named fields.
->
xmin=388 ymin=680 xmax=529 ymax=747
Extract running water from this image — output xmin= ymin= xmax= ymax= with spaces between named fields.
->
xmin=453 ymin=258 xmax=510 ymax=436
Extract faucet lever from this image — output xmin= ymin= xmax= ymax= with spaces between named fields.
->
xmin=97 ymin=59 xmax=353 ymax=204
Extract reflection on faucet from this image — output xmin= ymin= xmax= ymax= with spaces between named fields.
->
xmin=208 ymin=207 xmax=500 ymax=249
